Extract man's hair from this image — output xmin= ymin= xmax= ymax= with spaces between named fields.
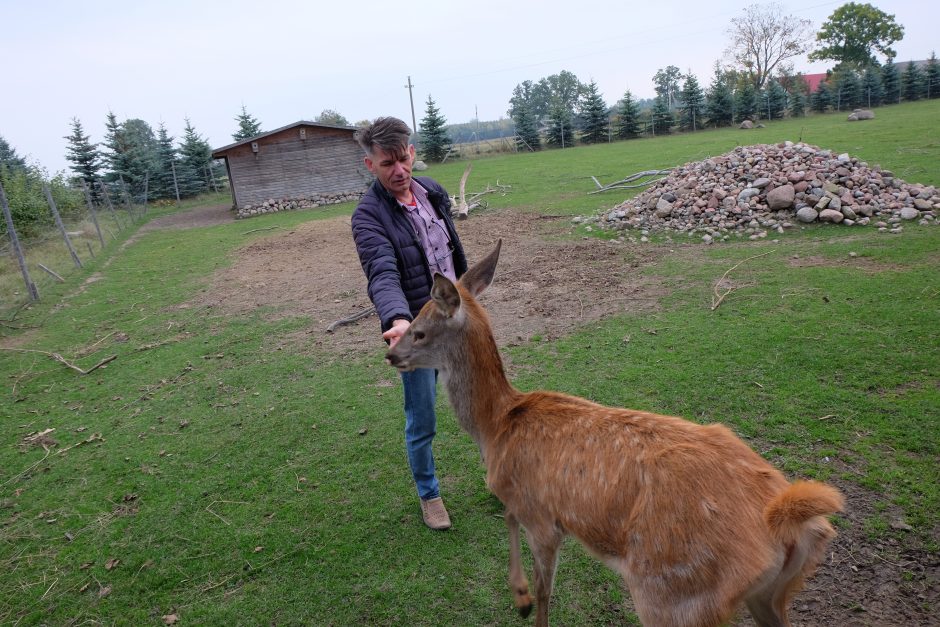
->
xmin=355 ymin=117 xmax=412 ymax=158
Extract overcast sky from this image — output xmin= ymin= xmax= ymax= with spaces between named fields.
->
xmin=2 ymin=0 xmax=935 ymax=174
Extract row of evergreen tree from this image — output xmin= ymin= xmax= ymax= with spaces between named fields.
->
xmin=65 ymin=113 xmax=224 ymax=205
xmin=508 ymin=54 xmax=940 ymax=150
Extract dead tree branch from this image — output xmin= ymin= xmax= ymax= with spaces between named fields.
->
xmin=326 ymin=306 xmax=376 ymax=333
xmin=588 ymin=169 xmax=673 ymax=194
xmin=711 ymin=251 xmax=776 ymax=311
xmin=0 ymin=348 xmax=117 ymax=375
xmin=455 ymin=163 xmax=472 ymax=220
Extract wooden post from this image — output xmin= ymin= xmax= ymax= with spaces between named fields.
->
xmin=96 ymin=179 xmax=123 ymax=230
xmin=81 ymin=179 xmax=106 ymax=246
xmin=142 ymin=172 xmax=149 ymax=214
xmin=0 ymin=181 xmax=40 ymax=301
xmin=205 ymin=165 xmax=219 ymax=193
xmin=170 ymin=162 xmax=181 ymax=205
xmin=43 ymin=183 xmax=82 ymax=268
xmin=118 ymin=174 xmax=133 ymax=208
xmin=86 ymin=241 xmax=95 ymax=258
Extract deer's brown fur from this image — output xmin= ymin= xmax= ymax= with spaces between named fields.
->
xmin=386 ymin=241 xmax=844 ymax=627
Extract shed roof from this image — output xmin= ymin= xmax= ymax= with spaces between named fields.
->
xmin=212 ymin=120 xmax=360 ymax=158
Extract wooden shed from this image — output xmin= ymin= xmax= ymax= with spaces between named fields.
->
xmin=211 ymin=121 xmax=372 ymax=215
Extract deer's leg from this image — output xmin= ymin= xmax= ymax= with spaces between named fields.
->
xmin=524 ymin=524 xmax=563 ymax=627
xmin=506 ymin=512 xmax=533 ymax=618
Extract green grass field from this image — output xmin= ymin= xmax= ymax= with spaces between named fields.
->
xmin=1 ymin=101 xmax=938 ymax=625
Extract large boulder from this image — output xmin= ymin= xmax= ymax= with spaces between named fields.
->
xmin=796 ymin=207 xmax=819 ymax=223
xmin=766 ymin=184 xmax=795 ymax=210
xmin=739 ymin=119 xmax=754 ymax=129
xmin=847 ymin=109 xmax=875 ymax=121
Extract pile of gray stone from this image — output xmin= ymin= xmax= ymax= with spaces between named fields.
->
xmin=591 ymin=142 xmax=938 ymax=243
xmin=236 ymin=191 xmax=364 ymax=219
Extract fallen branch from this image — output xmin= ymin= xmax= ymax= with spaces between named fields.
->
xmin=0 ymin=348 xmax=117 ymax=375
xmin=710 ymin=251 xmax=776 ymax=311
xmin=326 ymin=306 xmax=376 ymax=333
xmin=242 ymin=226 xmax=284 ymax=235
xmin=588 ymin=169 xmax=673 ymax=194
xmin=38 ymin=263 xmax=65 ymax=282
xmin=451 ymin=181 xmax=511 ymax=218
xmin=455 ymin=163 xmax=472 ymax=220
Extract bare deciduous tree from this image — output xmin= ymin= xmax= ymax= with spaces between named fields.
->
xmin=725 ymin=3 xmax=814 ymax=89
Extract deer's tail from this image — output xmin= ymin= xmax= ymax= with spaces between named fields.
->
xmin=764 ymin=480 xmax=844 ymax=545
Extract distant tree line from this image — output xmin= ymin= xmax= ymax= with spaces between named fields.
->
xmin=500 ymin=2 xmax=936 ymax=150
xmin=63 ymin=112 xmax=224 ymax=207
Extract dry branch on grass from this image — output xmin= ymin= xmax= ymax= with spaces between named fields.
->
xmin=448 ymin=163 xmax=511 ymax=219
xmin=588 ymin=169 xmax=673 ymax=194
xmin=0 ymin=347 xmax=116 ymax=375
xmin=326 ymin=306 xmax=376 ymax=332
xmin=711 ymin=251 xmax=776 ymax=310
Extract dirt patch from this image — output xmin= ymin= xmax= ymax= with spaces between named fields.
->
xmin=192 ymin=208 xmax=671 ymax=355
xmin=140 ymin=203 xmax=236 ymax=231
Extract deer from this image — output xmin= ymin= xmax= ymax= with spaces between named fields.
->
xmin=385 ymin=240 xmax=844 ymax=627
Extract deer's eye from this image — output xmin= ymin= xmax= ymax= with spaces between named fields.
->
xmin=413 ymin=330 xmax=426 ymax=341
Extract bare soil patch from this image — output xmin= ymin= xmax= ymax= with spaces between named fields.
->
xmin=192 ymin=208 xmax=670 ymax=356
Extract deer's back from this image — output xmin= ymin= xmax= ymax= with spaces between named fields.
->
xmin=484 ymin=391 xmax=788 ymax=587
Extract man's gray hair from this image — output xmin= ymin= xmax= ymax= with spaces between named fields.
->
xmin=355 ymin=117 xmax=412 ymax=158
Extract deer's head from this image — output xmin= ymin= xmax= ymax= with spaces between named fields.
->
xmin=386 ymin=240 xmax=501 ymax=372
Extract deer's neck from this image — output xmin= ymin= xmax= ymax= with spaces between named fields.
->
xmin=442 ymin=322 xmax=518 ymax=450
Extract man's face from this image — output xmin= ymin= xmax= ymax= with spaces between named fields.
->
xmin=364 ymin=144 xmax=415 ymax=199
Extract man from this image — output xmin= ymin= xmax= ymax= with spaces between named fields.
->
xmin=351 ymin=117 xmax=467 ymax=530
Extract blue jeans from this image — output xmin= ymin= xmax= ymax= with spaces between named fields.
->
xmin=401 ymin=368 xmax=440 ymax=500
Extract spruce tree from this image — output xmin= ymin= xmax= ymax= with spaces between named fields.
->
xmin=650 ymin=97 xmax=674 ymax=136
xmin=861 ymin=66 xmax=884 ymax=107
xmin=545 ymin=100 xmax=575 ymax=147
xmin=102 ymin=110 xmax=131 ymax=183
xmin=925 ymin=52 xmax=940 ymax=99
xmin=418 ymin=95 xmax=452 ymax=162
xmin=705 ymin=66 xmax=734 ymax=128
xmin=232 ymin=105 xmax=263 ymax=141
xmin=765 ymin=80 xmax=788 ymax=119
xmin=64 ymin=117 xmax=101 ymax=196
xmin=178 ymin=118 xmax=213 ymax=196
xmin=789 ymin=91 xmax=807 ymax=117
xmin=811 ymin=81 xmax=834 ymax=112
xmin=616 ymin=90 xmax=642 ymax=139
xmin=0 ymin=135 xmax=27 ymax=173
xmin=119 ymin=119 xmax=159 ymax=200
xmin=153 ymin=124 xmax=179 ymax=201
xmin=678 ymin=73 xmax=705 ymax=131
xmin=512 ymin=99 xmax=541 ymax=151
xmin=734 ymin=82 xmax=759 ymax=122
xmin=578 ymin=80 xmax=609 ymax=144
xmin=833 ymin=70 xmax=862 ymax=110
xmin=902 ymin=61 xmax=926 ymax=102
xmin=881 ymin=59 xmax=901 ymax=104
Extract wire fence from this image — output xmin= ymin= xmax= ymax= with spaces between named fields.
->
xmin=1 ymin=178 xmax=220 ymax=321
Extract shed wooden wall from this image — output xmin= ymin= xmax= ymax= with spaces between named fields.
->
xmin=223 ymin=126 xmax=370 ymax=207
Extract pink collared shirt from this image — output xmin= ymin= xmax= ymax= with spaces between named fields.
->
xmin=400 ymin=181 xmax=457 ymax=282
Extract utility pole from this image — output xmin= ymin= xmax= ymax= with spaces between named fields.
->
xmin=405 ymin=76 xmax=417 ymax=135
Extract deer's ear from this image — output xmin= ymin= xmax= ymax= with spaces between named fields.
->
xmin=460 ymin=239 xmax=501 ymax=298
xmin=430 ymin=273 xmax=461 ymax=317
